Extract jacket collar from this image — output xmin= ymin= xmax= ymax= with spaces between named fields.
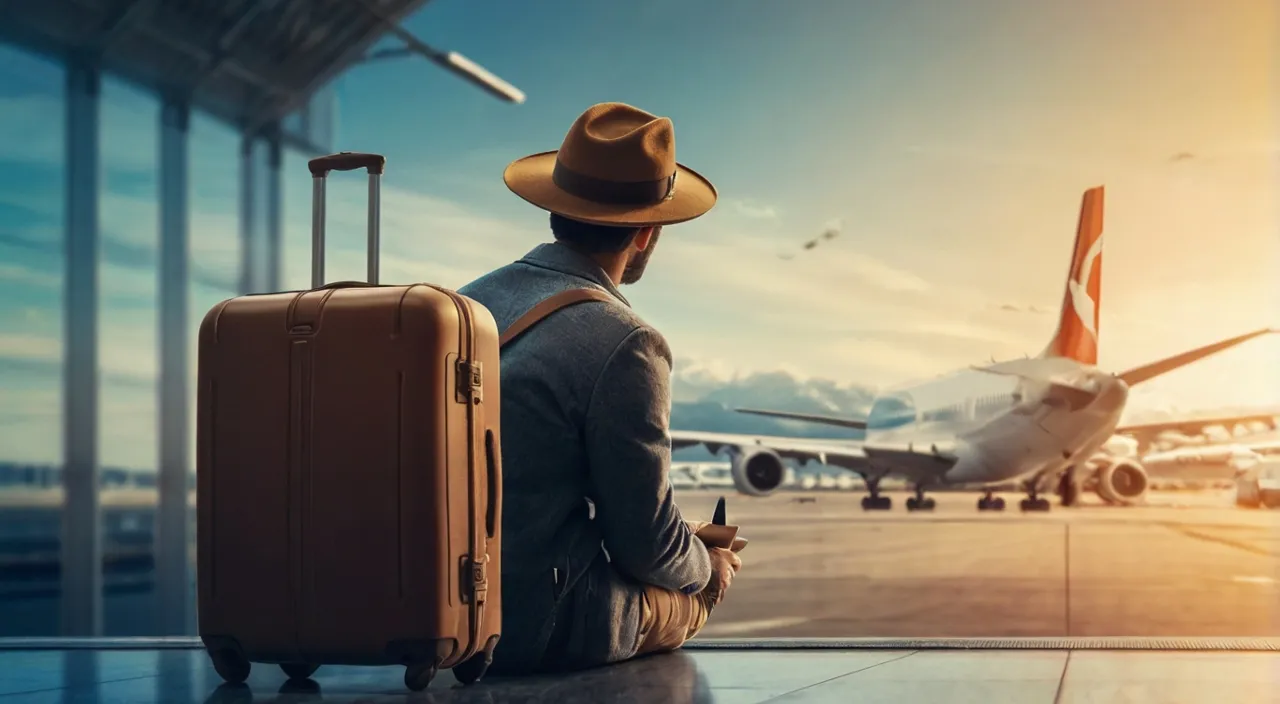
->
xmin=518 ymin=242 xmax=631 ymax=307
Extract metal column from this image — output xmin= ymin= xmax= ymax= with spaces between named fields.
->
xmin=61 ymin=58 xmax=102 ymax=637
xmin=265 ymin=132 xmax=282 ymax=292
xmin=238 ymin=136 xmax=257 ymax=294
xmin=156 ymin=94 xmax=191 ymax=635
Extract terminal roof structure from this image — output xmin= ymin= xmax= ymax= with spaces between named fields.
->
xmin=0 ymin=0 xmax=431 ymax=150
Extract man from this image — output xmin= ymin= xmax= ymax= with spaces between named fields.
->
xmin=457 ymin=102 xmax=742 ymax=674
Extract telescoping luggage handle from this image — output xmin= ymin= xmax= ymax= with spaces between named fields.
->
xmin=308 ymin=152 xmax=386 ymax=289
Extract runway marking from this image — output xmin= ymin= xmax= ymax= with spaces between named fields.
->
xmin=1161 ymin=523 xmax=1276 ymax=557
xmin=1231 ymin=575 xmax=1276 ymax=585
xmin=700 ymin=616 xmax=812 ymax=637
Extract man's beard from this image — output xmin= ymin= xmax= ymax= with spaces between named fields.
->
xmin=620 ymin=228 xmax=662 ymax=285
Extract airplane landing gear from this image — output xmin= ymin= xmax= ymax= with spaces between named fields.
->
xmin=1019 ymin=496 xmax=1051 ymax=512
xmin=859 ymin=476 xmax=892 ymax=510
xmin=905 ymin=483 xmax=936 ymax=512
xmin=1019 ymin=477 xmax=1052 ymax=512
xmin=977 ymin=491 xmax=1006 ymax=511
xmin=1058 ymin=466 xmax=1079 ymax=507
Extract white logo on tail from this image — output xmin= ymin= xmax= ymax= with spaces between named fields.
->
xmin=1067 ymin=235 xmax=1102 ymax=339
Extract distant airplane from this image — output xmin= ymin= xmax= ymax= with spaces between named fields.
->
xmin=1139 ymin=443 xmax=1267 ymax=483
xmin=671 ymin=186 xmax=1278 ymax=512
xmin=778 ymin=221 xmax=841 ymax=259
xmin=1113 ymin=411 xmax=1280 ymax=454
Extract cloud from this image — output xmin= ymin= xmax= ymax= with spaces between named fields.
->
xmin=812 ymin=336 xmax=973 ymax=383
xmin=725 ymin=198 xmax=780 ymax=220
xmin=0 ymin=263 xmax=57 ymax=288
xmin=843 ymin=318 xmax=1032 ymax=349
xmin=672 ymin=356 xmax=742 ymax=386
xmin=0 ymin=88 xmax=152 ymax=172
xmin=0 ymin=83 xmax=1036 ymax=396
xmin=0 ymin=94 xmax=62 ymax=167
xmin=902 ymin=143 xmax=1099 ymax=174
xmin=0 ymin=333 xmax=56 ymax=360
xmin=3 ymin=71 xmax=1275 ymax=471
xmin=276 ymin=164 xmax=545 ymax=290
xmin=660 ymin=226 xmax=932 ymax=305
xmin=0 ymin=331 xmax=157 ymax=384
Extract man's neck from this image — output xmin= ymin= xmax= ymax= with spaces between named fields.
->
xmin=558 ymin=241 xmax=626 ymax=286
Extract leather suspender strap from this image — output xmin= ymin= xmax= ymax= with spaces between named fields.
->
xmin=499 ymin=288 xmax=617 ymax=348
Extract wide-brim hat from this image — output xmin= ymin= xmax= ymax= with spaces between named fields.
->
xmin=503 ymin=102 xmax=718 ymax=227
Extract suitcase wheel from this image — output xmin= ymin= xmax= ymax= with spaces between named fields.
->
xmin=280 ymin=663 xmax=320 ymax=680
xmin=404 ymin=662 xmax=437 ymax=691
xmin=452 ymin=652 xmax=492 ymax=685
xmin=210 ymin=649 xmax=251 ymax=684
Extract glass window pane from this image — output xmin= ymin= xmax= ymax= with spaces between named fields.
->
xmin=98 ymin=76 xmax=159 ymax=636
xmin=0 ymin=45 xmax=64 ymax=637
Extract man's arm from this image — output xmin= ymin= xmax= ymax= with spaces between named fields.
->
xmin=583 ymin=326 xmax=712 ymax=594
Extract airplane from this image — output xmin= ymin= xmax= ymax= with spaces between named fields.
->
xmin=1137 ymin=443 xmax=1268 ymax=484
xmin=1130 ymin=431 xmax=1280 ymax=483
xmin=669 ymin=186 xmax=1278 ymax=512
xmin=1114 ymin=411 xmax=1280 ymax=453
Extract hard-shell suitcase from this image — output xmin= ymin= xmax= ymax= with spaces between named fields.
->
xmin=196 ymin=152 xmax=503 ymax=691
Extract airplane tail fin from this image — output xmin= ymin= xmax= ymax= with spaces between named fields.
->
xmin=1041 ymin=186 xmax=1105 ymax=365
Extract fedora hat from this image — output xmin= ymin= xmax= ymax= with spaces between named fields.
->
xmin=503 ymin=102 xmax=718 ymax=227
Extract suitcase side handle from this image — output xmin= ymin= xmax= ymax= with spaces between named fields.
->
xmin=484 ymin=429 xmax=500 ymax=539
xmin=309 ymin=152 xmax=385 ymax=289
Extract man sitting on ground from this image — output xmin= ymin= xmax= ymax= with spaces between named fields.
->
xmin=458 ymin=102 xmax=742 ymax=674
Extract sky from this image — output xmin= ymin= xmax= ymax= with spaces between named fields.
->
xmin=0 ymin=0 xmax=1276 ymax=470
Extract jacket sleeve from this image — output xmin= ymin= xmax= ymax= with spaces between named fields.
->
xmin=583 ymin=326 xmax=712 ymax=594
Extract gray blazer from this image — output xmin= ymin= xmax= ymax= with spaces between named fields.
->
xmin=457 ymin=242 xmax=711 ymax=673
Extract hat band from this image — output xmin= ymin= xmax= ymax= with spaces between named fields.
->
xmin=552 ymin=160 xmax=677 ymax=205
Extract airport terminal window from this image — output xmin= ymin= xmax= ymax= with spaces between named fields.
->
xmin=0 ymin=46 xmax=66 ymax=638
xmin=93 ymin=78 xmax=163 ymax=637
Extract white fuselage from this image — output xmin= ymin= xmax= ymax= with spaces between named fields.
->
xmin=864 ymin=358 xmax=1130 ymax=487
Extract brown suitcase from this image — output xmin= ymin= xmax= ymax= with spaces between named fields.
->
xmin=196 ymin=152 xmax=507 ymax=691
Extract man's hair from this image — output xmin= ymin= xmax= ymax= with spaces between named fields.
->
xmin=549 ymin=213 xmax=642 ymax=254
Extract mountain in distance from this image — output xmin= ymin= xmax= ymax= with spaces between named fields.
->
xmin=669 ymin=363 xmax=873 ymax=461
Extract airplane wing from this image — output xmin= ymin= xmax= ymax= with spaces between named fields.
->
xmin=669 ymin=429 xmax=958 ymax=481
xmin=669 ymin=430 xmax=872 ymax=471
xmin=733 ymin=407 xmax=867 ymax=430
xmin=1116 ymin=411 xmax=1279 ymax=439
xmin=1115 ymin=327 xmax=1277 ymax=386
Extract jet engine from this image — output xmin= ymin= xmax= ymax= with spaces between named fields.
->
xmin=729 ymin=446 xmax=787 ymax=497
xmin=1093 ymin=458 xmax=1149 ymax=505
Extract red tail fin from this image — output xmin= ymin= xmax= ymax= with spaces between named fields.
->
xmin=1042 ymin=186 xmax=1105 ymax=365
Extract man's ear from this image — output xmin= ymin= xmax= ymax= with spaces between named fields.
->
xmin=632 ymin=226 xmax=655 ymax=251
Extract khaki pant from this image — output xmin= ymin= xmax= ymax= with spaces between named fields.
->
xmin=634 ymin=519 xmax=739 ymax=655
xmin=635 ymin=583 xmax=715 ymax=655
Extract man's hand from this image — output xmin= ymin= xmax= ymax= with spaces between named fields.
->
xmin=703 ymin=546 xmax=742 ymax=607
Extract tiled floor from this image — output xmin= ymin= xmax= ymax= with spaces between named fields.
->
xmin=1 ymin=646 xmax=1279 ymax=703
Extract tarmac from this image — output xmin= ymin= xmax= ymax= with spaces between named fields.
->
xmin=674 ymin=489 xmax=1280 ymax=639
xmin=3 ymin=487 xmax=1279 ymax=642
